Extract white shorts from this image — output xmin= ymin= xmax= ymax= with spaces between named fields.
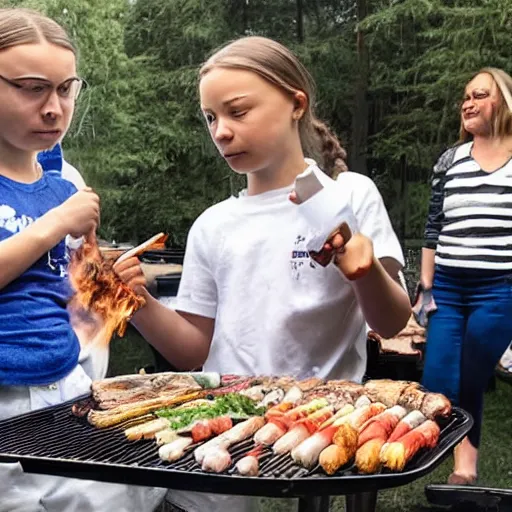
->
xmin=0 ymin=365 xmax=166 ymax=512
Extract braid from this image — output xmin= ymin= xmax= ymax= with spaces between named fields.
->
xmin=311 ymin=119 xmax=348 ymax=178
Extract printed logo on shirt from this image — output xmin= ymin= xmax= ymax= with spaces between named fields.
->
xmin=290 ymin=234 xmax=314 ymax=280
xmin=0 ymin=204 xmax=69 ymax=277
xmin=0 ymin=204 xmax=34 ymax=234
xmin=47 ymin=243 xmax=70 ymax=278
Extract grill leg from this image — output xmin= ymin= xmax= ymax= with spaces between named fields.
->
xmin=345 ymin=491 xmax=377 ymax=512
xmin=297 ymin=495 xmax=330 ymax=512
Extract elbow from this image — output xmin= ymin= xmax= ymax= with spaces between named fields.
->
xmin=423 ymin=238 xmax=438 ymax=250
xmin=370 ymin=301 xmax=411 ymax=339
xmin=380 ymin=312 xmax=411 ymax=339
xmin=158 ymin=343 xmax=210 ymax=372
xmin=178 ymin=355 xmax=209 ymax=372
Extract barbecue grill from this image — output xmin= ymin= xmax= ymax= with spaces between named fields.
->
xmin=366 ymin=337 xmax=424 ymax=383
xmin=0 ymin=397 xmax=472 ymax=512
xmin=141 ymin=249 xmax=186 ymax=265
xmin=425 ymin=484 xmax=512 ymax=511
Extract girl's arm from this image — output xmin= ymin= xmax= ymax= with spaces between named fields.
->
xmin=0 ymin=189 xmax=99 ymax=290
xmin=114 ymin=254 xmax=215 ymax=371
xmin=330 ymin=233 xmax=410 ymax=338
xmin=131 ymin=291 xmax=214 ymax=370
xmin=0 ymin=212 xmax=66 ymax=289
xmin=352 ymin=255 xmax=411 ymax=339
xmin=326 ymin=174 xmax=411 ymax=338
xmin=117 ymin=212 xmax=218 ymax=370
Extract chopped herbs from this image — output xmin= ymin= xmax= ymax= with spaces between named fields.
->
xmin=155 ymin=394 xmax=265 ymax=431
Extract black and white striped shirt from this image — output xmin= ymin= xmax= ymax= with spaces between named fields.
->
xmin=425 ymin=142 xmax=512 ymax=271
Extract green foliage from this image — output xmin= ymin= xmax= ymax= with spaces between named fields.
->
xmin=66 ymin=0 xmax=354 ymax=245
xmin=3 ymin=0 xmax=512 ymax=241
xmin=363 ymin=0 xmax=512 ymax=169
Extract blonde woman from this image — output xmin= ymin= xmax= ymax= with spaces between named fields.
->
xmin=418 ymin=68 xmax=512 ymax=485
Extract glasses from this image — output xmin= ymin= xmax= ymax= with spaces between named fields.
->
xmin=0 ymin=74 xmax=86 ymax=101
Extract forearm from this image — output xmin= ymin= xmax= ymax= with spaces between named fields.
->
xmin=352 ymin=257 xmax=411 ymax=338
xmin=419 ymin=248 xmax=436 ymax=289
xmin=0 ymin=211 xmax=66 ymax=290
xmin=131 ymin=291 xmax=213 ymax=370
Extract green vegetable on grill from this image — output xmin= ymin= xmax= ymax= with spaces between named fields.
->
xmin=155 ymin=393 xmax=265 ymax=431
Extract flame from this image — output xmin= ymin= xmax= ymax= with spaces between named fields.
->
xmin=68 ymin=237 xmax=146 ymax=346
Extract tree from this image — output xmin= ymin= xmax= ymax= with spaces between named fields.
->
xmin=363 ymin=0 xmax=512 ymax=168
xmin=360 ymin=0 xmax=512 ymax=237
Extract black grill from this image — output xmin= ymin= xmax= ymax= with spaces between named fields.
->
xmin=0 ymin=398 xmax=472 ymax=498
xmin=141 ymin=249 xmax=185 ymax=265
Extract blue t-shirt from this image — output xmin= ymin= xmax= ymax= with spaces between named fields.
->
xmin=0 ymin=172 xmax=80 ymax=386
xmin=37 ymin=144 xmax=63 ymax=175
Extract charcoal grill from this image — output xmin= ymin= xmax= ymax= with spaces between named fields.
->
xmin=0 ymin=398 xmax=473 ymax=512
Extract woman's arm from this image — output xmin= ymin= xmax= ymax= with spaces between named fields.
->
xmin=419 ymin=248 xmax=436 ymax=289
xmin=419 ymin=147 xmax=456 ymax=290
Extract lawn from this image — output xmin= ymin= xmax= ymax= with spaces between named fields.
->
xmin=109 ymin=328 xmax=512 ymax=511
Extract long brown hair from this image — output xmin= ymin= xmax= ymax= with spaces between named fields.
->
xmin=459 ymin=67 xmax=512 ymax=142
xmin=0 ymin=8 xmax=75 ymax=54
xmin=200 ymin=36 xmax=348 ymax=178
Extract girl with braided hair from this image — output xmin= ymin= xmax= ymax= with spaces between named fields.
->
xmin=121 ymin=35 xmax=410 ymax=512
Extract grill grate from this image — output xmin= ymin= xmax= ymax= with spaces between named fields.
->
xmin=0 ymin=398 xmax=473 ymax=498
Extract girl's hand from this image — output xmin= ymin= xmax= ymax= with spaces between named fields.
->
xmin=113 ymin=256 xmax=147 ymax=295
xmin=328 ymin=232 xmax=374 ymax=280
xmin=289 ymin=189 xmax=374 ymax=279
xmin=53 ymin=187 xmax=100 ymax=238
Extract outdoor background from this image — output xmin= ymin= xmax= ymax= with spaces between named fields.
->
xmin=2 ymin=0 xmax=512 ymax=509
xmin=5 ymin=0 xmax=512 ymax=247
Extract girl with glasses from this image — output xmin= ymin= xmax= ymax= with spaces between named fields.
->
xmin=0 ymin=8 xmax=164 ymax=511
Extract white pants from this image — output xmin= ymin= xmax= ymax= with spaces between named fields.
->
xmin=79 ymin=343 xmax=110 ymax=382
xmin=500 ymin=343 xmax=512 ymax=370
xmin=0 ymin=365 xmax=166 ymax=512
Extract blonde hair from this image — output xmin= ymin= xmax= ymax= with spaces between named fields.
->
xmin=200 ymin=36 xmax=348 ymax=177
xmin=0 ymin=8 xmax=75 ymax=54
xmin=459 ymin=67 xmax=512 ymax=142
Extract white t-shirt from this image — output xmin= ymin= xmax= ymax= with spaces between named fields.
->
xmin=176 ymin=161 xmax=403 ymax=381
xmin=170 ymin=162 xmax=403 ymax=512
xmin=62 ymin=160 xmax=87 ymax=190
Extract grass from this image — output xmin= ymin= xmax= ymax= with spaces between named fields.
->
xmin=110 ymin=328 xmax=512 ymax=511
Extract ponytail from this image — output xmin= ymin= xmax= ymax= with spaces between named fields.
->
xmin=311 ymin=119 xmax=348 ymax=178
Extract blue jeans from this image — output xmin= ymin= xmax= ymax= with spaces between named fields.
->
xmin=422 ymin=265 xmax=512 ymax=448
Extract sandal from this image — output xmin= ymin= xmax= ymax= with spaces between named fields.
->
xmin=447 ymin=472 xmax=477 ymax=486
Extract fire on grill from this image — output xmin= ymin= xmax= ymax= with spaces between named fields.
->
xmin=74 ymin=373 xmax=452 ymax=477
xmin=67 ymin=232 xmax=168 ymax=347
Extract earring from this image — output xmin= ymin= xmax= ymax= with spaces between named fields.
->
xmin=294 ymin=111 xmax=303 ymax=121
